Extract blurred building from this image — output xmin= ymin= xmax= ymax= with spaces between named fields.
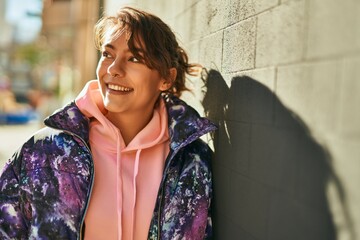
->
xmin=0 ymin=0 xmax=12 ymax=80
xmin=41 ymin=0 xmax=101 ymax=103
xmin=1 ymin=0 xmax=102 ymax=121
xmin=0 ymin=0 xmax=12 ymax=64
xmin=0 ymin=0 xmax=43 ymax=102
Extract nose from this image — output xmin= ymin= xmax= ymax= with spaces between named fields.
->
xmin=107 ymin=58 xmax=125 ymax=77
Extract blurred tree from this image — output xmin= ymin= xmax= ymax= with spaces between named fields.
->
xmin=14 ymin=42 xmax=55 ymax=67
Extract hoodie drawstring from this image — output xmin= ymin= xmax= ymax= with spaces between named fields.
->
xmin=116 ymin=135 xmax=123 ymax=240
xmin=129 ymin=149 xmax=142 ymax=240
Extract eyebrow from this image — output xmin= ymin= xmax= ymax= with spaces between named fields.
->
xmin=103 ymin=43 xmax=133 ymax=53
xmin=104 ymin=43 xmax=115 ymax=50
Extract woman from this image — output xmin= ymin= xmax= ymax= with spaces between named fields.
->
xmin=0 ymin=6 xmax=216 ymax=240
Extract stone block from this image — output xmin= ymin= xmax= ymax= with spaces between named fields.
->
xmin=238 ymin=67 xmax=276 ymax=125
xmin=184 ymin=40 xmax=200 ymax=64
xmin=221 ymin=121 xmax=251 ymax=175
xmin=199 ymin=31 xmax=224 ymax=70
xmin=180 ymin=41 xmax=205 ymax=118
xmin=181 ymin=0 xmax=202 ymax=13
xmin=213 ymin=213 xmax=256 ymax=240
xmin=223 ymin=17 xmax=256 ymax=73
xmin=357 ymin=2 xmax=360 ymax=50
xmin=240 ymin=67 xmax=276 ymax=92
xmin=226 ymin=0 xmax=278 ymax=24
xmin=306 ymin=0 xmax=358 ymax=59
xmin=256 ymin=0 xmax=306 ymax=67
xmin=188 ymin=0 xmax=211 ymax=41
xmin=212 ymin=164 xmax=233 ymax=218
xmin=339 ymin=56 xmax=360 ymax=137
xmin=174 ymin=7 xmax=193 ymax=43
xmin=293 ymin=134 xmax=335 ymax=211
xmin=249 ymin=124 xmax=299 ymax=194
xmin=223 ymin=70 xmax=275 ymax=124
xmin=327 ymin=137 xmax=360 ymax=224
xmin=204 ymin=0 xmax=230 ymax=33
xmin=168 ymin=0 xmax=200 ymax=17
xmin=268 ymin=193 xmax=337 ymax=240
xmin=203 ymin=0 xmax=278 ymax=32
xmin=229 ymin=172 xmax=272 ymax=240
xmin=276 ymin=61 xmax=341 ymax=137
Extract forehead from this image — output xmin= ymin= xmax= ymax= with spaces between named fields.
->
xmin=102 ymin=25 xmax=132 ymax=47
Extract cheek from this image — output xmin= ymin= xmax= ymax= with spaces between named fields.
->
xmin=147 ymin=72 xmax=164 ymax=90
xmin=96 ymin=64 xmax=101 ymax=79
xmin=97 ymin=79 xmax=106 ymax=98
xmin=96 ymin=60 xmax=107 ymax=78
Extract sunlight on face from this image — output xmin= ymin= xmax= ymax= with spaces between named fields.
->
xmin=96 ymin=31 xmax=168 ymax=118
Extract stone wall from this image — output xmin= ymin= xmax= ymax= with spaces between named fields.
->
xmin=106 ymin=0 xmax=360 ymax=239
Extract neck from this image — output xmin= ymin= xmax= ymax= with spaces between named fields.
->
xmin=106 ymin=105 xmax=155 ymax=146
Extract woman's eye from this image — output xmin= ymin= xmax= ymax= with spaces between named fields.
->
xmin=102 ymin=51 xmax=111 ymax=58
xmin=129 ymin=56 xmax=140 ymax=63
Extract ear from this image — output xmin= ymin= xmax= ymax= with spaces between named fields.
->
xmin=159 ymin=68 xmax=177 ymax=91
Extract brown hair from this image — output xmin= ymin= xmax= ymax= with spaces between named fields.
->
xmin=94 ymin=6 xmax=198 ymax=97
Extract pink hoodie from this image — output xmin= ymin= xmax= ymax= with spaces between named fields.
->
xmin=75 ymin=80 xmax=170 ymax=240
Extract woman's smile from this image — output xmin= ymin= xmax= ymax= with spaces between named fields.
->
xmin=106 ymin=83 xmax=134 ymax=95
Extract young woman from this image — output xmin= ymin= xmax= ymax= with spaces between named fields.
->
xmin=0 ymin=6 xmax=216 ymax=240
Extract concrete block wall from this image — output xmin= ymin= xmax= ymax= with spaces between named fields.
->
xmin=105 ymin=0 xmax=360 ymax=239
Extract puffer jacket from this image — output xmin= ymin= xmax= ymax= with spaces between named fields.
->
xmin=0 ymin=93 xmax=217 ymax=240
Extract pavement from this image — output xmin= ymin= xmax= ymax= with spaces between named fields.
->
xmin=0 ymin=121 xmax=42 ymax=170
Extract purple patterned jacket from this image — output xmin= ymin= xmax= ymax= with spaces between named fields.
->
xmin=0 ymin=94 xmax=216 ymax=240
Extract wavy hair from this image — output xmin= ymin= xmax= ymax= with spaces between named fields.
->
xmin=94 ymin=6 xmax=198 ymax=97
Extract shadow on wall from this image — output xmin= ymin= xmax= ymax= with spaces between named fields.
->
xmin=201 ymin=69 xmax=354 ymax=240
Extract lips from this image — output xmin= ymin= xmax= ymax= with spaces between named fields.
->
xmin=107 ymin=83 xmax=133 ymax=92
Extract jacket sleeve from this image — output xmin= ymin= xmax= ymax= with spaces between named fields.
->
xmin=0 ymin=149 xmax=28 ymax=239
xmin=161 ymin=140 xmax=213 ymax=240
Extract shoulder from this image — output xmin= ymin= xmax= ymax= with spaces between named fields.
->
xmin=25 ymin=126 xmax=85 ymax=151
xmin=171 ymin=138 xmax=213 ymax=182
xmin=8 ymin=126 xmax=91 ymax=175
xmin=44 ymin=101 xmax=90 ymax=143
xmin=180 ymin=138 xmax=213 ymax=161
xmin=162 ymin=94 xmax=217 ymax=151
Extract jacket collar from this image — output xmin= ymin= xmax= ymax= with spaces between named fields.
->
xmin=163 ymin=93 xmax=217 ymax=151
xmin=44 ymin=94 xmax=217 ymax=150
xmin=44 ymin=101 xmax=90 ymax=144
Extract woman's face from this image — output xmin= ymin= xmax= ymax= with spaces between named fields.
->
xmin=96 ymin=31 xmax=169 ymax=116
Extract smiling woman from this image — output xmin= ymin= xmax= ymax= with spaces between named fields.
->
xmin=96 ymin=33 xmax=173 ymax=143
xmin=0 ymin=6 xmax=217 ymax=240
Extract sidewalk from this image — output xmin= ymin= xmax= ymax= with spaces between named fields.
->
xmin=0 ymin=122 xmax=41 ymax=170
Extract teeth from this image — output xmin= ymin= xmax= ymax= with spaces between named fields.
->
xmin=108 ymin=84 xmax=133 ymax=92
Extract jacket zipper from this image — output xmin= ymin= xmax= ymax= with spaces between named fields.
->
xmin=46 ymin=126 xmax=95 ymax=240
xmin=79 ymin=168 xmax=95 ymax=240
xmin=63 ymin=130 xmax=95 ymax=240
xmin=157 ymin=179 xmax=166 ymax=240
xmin=78 ymin=160 xmax=95 ymax=240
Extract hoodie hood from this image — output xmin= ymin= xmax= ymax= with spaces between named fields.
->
xmin=44 ymin=82 xmax=217 ymax=152
xmin=73 ymin=80 xmax=169 ymax=152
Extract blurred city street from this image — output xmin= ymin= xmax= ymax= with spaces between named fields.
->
xmin=0 ymin=121 xmax=41 ymax=169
